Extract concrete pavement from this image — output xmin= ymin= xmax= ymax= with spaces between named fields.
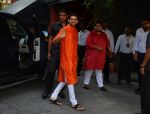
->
xmin=0 ymin=73 xmax=140 ymax=114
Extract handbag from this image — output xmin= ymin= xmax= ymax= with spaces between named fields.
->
xmin=109 ymin=62 xmax=117 ymax=73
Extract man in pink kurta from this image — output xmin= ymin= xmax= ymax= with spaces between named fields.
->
xmin=83 ymin=21 xmax=111 ymax=91
xmin=84 ymin=30 xmax=109 ymax=70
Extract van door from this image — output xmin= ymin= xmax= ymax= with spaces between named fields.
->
xmin=33 ymin=37 xmax=40 ymax=62
xmin=0 ymin=15 xmax=18 ymax=72
xmin=6 ymin=18 xmax=34 ymax=69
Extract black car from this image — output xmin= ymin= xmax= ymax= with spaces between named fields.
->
xmin=0 ymin=12 xmax=43 ymax=87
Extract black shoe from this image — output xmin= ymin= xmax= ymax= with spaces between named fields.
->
xmin=135 ymin=88 xmax=141 ymax=91
xmin=117 ymin=81 xmax=121 ymax=85
xmin=42 ymin=90 xmax=51 ymax=99
xmin=105 ymin=80 xmax=112 ymax=84
xmin=126 ymin=82 xmax=132 ymax=85
xmin=134 ymin=88 xmax=141 ymax=95
xmin=49 ymin=98 xmax=63 ymax=106
xmin=100 ymin=87 xmax=108 ymax=91
xmin=83 ymin=84 xmax=90 ymax=89
xmin=58 ymin=92 xmax=66 ymax=99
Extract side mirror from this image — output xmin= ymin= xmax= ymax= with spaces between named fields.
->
xmin=41 ymin=31 xmax=48 ymax=38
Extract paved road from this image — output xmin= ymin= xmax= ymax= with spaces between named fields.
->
xmin=0 ymin=73 xmax=140 ymax=114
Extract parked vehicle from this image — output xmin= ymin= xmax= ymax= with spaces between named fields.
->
xmin=0 ymin=12 xmax=44 ymax=87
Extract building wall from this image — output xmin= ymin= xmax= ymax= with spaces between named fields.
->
xmin=48 ymin=1 xmax=92 ymax=32
xmin=0 ymin=0 xmax=16 ymax=9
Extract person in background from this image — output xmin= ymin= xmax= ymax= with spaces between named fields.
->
xmin=114 ymin=25 xmax=134 ymax=84
xmin=133 ymin=18 xmax=150 ymax=95
xmin=134 ymin=21 xmax=150 ymax=114
xmin=49 ymin=13 xmax=85 ymax=111
xmin=77 ymin=22 xmax=90 ymax=76
xmin=83 ymin=21 xmax=111 ymax=91
xmin=102 ymin=21 xmax=114 ymax=83
xmin=41 ymin=9 xmax=68 ymax=99
xmin=39 ymin=31 xmax=48 ymax=78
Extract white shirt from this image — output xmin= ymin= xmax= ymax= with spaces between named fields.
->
xmin=103 ymin=29 xmax=114 ymax=52
xmin=133 ymin=28 xmax=149 ymax=54
xmin=78 ymin=30 xmax=90 ymax=46
xmin=114 ymin=34 xmax=135 ymax=54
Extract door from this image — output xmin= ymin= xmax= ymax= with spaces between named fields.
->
xmin=0 ymin=15 xmax=17 ymax=72
xmin=6 ymin=17 xmax=34 ymax=69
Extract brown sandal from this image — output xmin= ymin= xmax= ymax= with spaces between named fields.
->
xmin=49 ymin=98 xmax=62 ymax=106
xmin=72 ymin=104 xmax=85 ymax=111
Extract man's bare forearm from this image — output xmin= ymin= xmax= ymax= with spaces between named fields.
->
xmin=141 ymin=48 xmax=150 ymax=66
xmin=53 ymin=37 xmax=61 ymax=44
xmin=48 ymin=38 xmax=53 ymax=54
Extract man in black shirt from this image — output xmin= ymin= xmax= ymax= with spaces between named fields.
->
xmin=42 ymin=9 xmax=68 ymax=99
xmin=135 ymin=30 xmax=150 ymax=114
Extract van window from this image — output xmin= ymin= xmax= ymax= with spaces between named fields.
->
xmin=6 ymin=18 xmax=27 ymax=40
xmin=0 ymin=17 xmax=10 ymax=38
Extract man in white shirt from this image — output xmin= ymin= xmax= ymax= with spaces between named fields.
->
xmin=114 ymin=25 xmax=134 ymax=84
xmin=133 ymin=18 xmax=150 ymax=114
xmin=77 ymin=23 xmax=90 ymax=76
xmin=102 ymin=22 xmax=114 ymax=83
xmin=133 ymin=18 xmax=150 ymax=96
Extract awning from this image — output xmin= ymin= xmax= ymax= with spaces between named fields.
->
xmin=41 ymin=0 xmax=56 ymax=4
xmin=40 ymin=0 xmax=75 ymax=4
xmin=0 ymin=0 xmax=37 ymax=15
xmin=58 ymin=0 xmax=75 ymax=3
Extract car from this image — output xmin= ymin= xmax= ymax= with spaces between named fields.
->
xmin=0 ymin=12 xmax=45 ymax=88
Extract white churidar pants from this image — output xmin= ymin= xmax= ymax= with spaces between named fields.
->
xmin=84 ymin=70 xmax=104 ymax=87
xmin=51 ymin=82 xmax=77 ymax=106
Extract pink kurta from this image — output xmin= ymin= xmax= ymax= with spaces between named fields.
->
xmin=83 ymin=31 xmax=110 ymax=70
xmin=57 ymin=25 xmax=78 ymax=85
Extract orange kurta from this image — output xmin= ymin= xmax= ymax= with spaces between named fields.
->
xmin=58 ymin=25 xmax=78 ymax=85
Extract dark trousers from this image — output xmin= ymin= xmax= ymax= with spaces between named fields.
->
xmin=117 ymin=53 xmax=133 ymax=83
xmin=39 ymin=40 xmax=48 ymax=77
xmin=104 ymin=56 xmax=110 ymax=81
xmin=77 ymin=45 xmax=86 ymax=75
xmin=44 ymin=49 xmax=65 ymax=93
xmin=141 ymin=71 xmax=150 ymax=114
xmin=137 ymin=52 xmax=145 ymax=90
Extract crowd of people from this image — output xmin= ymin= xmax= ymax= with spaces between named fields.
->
xmin=35 ymin=8 xmax=150 ymax=113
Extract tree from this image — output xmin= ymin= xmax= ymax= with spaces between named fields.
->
xmin=84 ymin=0 xmax=150 ymax=40
xmin=84 ymin=0 xmax=113 ymax=20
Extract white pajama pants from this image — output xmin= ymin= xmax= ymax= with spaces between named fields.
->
xmin=51 ymin=82 xmax=77 ymax=106
xmin=84 ymin=70 xmax=104 ymax=87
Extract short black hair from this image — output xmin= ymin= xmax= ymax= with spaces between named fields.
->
xmin=80 ymin=22 xmax=85 ymax=26
xmin=93 ymin=20 xmax=103 ymax=26
xmin=141 ymin=16 xmax=150 ymax=22
xmin=59 ymin=8 xmax=68 ymax=15
xmin=125 ymin=24 xmax=132 ymax=29
xmin=68 ymin=12 xmax=78 ymax=20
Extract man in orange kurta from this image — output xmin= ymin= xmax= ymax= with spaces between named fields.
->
xmin=58 ymin=24 xmax=78 ymax=85
xmin=49 ymin=13 xmax=84 ymax=111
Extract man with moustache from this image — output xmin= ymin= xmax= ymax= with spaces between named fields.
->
xmin=42 ymin=9 xmax=68 ymax=99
